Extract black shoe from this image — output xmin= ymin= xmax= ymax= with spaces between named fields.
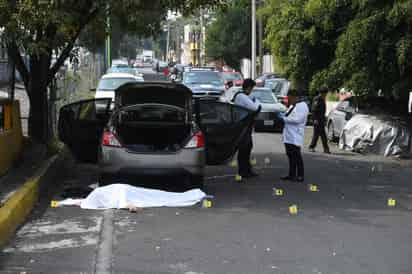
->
xmin=296 ymin=176 xmax=304 ymax=182
xmin=280 ymin=175 xmax=295 ymax=181
xmin=324 ymin=150 xmax=331 ymax=154
xmin=309 ymin=147 xmax=316 ymax=152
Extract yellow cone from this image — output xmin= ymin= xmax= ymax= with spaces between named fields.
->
xmin=289 ymin=205 xmax=298 ymax=215
xmin=235 ymin=174 xmax=242 ymax=182
xmin=387 ymin=198 xmax=396 ymax=207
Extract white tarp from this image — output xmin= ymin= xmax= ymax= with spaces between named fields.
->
xmin=59 ymin=184 xmax=207 ymax=209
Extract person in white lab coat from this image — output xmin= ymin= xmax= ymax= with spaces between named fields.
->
xmin=232 ymin=79 xmax=261 ymax=178
xmin=277 ymin=89 xmax=309 ymax=182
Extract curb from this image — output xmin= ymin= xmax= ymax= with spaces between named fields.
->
xmin=0 ymin=151 xmax=66 ymax=248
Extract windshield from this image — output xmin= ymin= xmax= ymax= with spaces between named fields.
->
xmin=97 ymin=78 xmax=137 ymax=91
xmin=251 ymin=90 xmax=277 ymax=104
xmin=183 ymin=71 xmax=223 ymax=85
xmin=107 ymin=68 xmax=137 ymax=75
xmin=222 ymin=73 xmax=242 ymax=81
xmin=266 ymin=80 xmax=289 ymax=95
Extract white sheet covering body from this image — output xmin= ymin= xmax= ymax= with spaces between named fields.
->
xmin=66 ymin=184 xmax=207 ymax=209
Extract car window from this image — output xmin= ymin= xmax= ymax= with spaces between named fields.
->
xmin=97 ymin=78 xmax=137 ymax=91
xmin=222 ymin=73 xmax=242 ymax=81
xmin=183 ymin=71 xmax=223 ymax=85
xmin=266 ymin=80 xmax=288 ymax=95
xmin=251 ymin=90 xmax=277 ymax=104
xmin=337 ymin=100 xmax=350 ymax=111
xmin=107 ymin=68 xmax=136 ymax=75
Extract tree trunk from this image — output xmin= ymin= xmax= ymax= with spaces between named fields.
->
xmin=27 ymin=54 xmax=51 ymax=143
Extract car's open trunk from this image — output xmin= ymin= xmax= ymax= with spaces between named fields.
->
xmin=115 ymin=104 xmax=191 ymax=153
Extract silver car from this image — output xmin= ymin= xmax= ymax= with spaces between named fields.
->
xmin=58 ymin=82 xmax=258 ymax=188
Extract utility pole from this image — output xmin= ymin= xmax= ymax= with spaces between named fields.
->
xmin=105 ymin=4 xmax=111 ymax=69
xmin=166 ymin=20 xmax=170 ymax=62
xmin=258 ymin=0 xmax=263 ymax=75
xmin=251 ymin=0 xmax=256 ymax=79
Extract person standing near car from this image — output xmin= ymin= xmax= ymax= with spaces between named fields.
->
xmin=309 ymin=87 xmax=330 ymax=153
xmin=278 ymin=89 xmax=309 ymax=182
xmin=233 ymin=79 xmax=261 ymax=178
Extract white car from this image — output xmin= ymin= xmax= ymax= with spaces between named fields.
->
xmin=94 ymin=73 xmax=144 ymax=101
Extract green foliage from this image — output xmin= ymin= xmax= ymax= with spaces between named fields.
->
xmin=263 ymin=0 xmax=412 ymax=103
xmin=206 ymin=0 xmax=251 ymax=70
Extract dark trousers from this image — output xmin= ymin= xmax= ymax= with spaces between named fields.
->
xmin=238 ymin=132 xmax=253 ymax=175
xmin=309 ymin=121 xmax=330 ymax=152
xmin=285 ymin=143 xmax=304 ymax=178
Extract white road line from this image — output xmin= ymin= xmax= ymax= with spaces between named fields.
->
xmin=94 ymin=209 xmax=114 ymax=274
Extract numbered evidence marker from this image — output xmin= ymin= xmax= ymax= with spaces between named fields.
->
xmin=230 ymin=160 xmax=238 ymax=167
xmin=250 ymin=158 xmax=257 ymax=166
xmin=235 ymin=174 xmax=242 ymax=182
xmin=308 ymin=184 xmax=319 ymax=192
xmin=387 ymin=198 xmax=396 ymax=207
xmin=273 ymin=187 xmax=284 ymax=196
xmin=50 ymin=201 xmax=60 ymax=208
xmin=289 ymin=204 xmax=298 ymax=215
xmin=202 ymin=199 xmax=213 ymax=208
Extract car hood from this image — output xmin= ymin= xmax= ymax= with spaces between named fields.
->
xmin=115 ymin=82 xmax=192 ymax=109
xmin=186 ymin=84 xmax=225 ymax=93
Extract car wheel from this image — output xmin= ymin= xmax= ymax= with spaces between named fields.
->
xmin=327 ymin=122 xmax=337 ymax=142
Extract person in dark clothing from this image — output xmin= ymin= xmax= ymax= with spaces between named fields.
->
xmin=233 ymin=79 xmax=261 ymax=178
xmin=309 ymin=87 xmax=330 ymax=154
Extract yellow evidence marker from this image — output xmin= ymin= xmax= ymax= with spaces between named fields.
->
xmin=250 ymin=158 xmax=257 ymax=166
xmin=230 ymin=160 xmax=238 ymax=167
xmin=273 ymin=188 xmax=284 ymax=196
xmin=50 ymin=201 xmax=60 ymax=208
xmin=387 ymin=198 xmax=396 ymax=207
xmin=202 ymin=199 xmax=213 ymax=208
xmin=308 ymin=184 xmax=319 ymax=192
xmin=289 ymin=204 xmax=298 ymax=215
xmin=235 ymin=174 xmax=242 ymax=182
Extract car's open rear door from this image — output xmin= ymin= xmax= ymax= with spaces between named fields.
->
xmin=194 ymin=99 xmax=258 ymax=165
xmin=58 ymin=98 xmax=112 ymax=162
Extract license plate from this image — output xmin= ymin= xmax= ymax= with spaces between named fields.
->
xmin=264 ymin=120 xmax=274 ymax=126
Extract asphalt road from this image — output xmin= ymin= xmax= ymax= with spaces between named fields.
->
xmin=1 ymin=130 xmax=412 ymax=274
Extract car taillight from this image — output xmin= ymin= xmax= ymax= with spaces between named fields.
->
xmin=185 ymin=131 xmax=205 ymax=148
xmin=283 ymin=96 xmax=289 ymax=106
xmin=102 ymin=131 xmax=122 ymax=147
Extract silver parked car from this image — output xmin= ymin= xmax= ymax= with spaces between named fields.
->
xmin=58 ymin=82 xmax=258 ymax=188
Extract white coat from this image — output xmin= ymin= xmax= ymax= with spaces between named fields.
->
xmin=282 ymin=101 xmax=309 ymax=147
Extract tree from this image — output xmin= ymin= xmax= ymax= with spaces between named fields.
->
xmin=0 ymin=0 xmax=224 ymax=143
xmin=206 ymin=0 xmax=251 ymax=70
xmin=263 ymin=0 xmax=412 ymax=105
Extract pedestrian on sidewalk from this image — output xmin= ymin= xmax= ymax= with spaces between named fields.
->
xmin=309 ymin=87 xmax=330 ymax=153
xmin=232 ymin=79 xmax=261 ymax=178
xmin=277 ymin=89 xmax=309 ymax=182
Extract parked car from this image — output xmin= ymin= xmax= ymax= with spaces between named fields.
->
xmin=94 ymin=73 xmax=144 ymax=102
xmin=255 ymin=73 xmax=283 ymax=87
xmin=111 ymin=59 xmax=129 ymax=68
xmin=264 ymin=78 xmax=290 ymax=105
xmin=106 ymin=67 xmax=143 ymax=78
xmin=58 ymin=83 xmax=259 ymax=188
xmin=182 ymin=70 xmax=225 ymax=99
xmin=221 ymin=72 xmax=244 ymax=87
xmin=223 ymin=87 xmax=287 ymax=131
xmin=327 ymin=97 xmax=357 ymax=141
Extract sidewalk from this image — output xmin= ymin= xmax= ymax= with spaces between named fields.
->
xmin=0 ymin=139 xmax=68 ymax=247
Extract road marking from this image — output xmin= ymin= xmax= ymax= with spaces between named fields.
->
xmin=94 ymin=209 xmax=114 ymax=274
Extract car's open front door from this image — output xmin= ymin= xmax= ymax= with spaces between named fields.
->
xmin=194 ymin=99 xmax=258 ymax=165
xmin=58 ymin=98 xmax=112 ymax=162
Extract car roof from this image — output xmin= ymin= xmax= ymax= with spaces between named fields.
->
xmin=101 ymin=73 xmax=141 ymax=79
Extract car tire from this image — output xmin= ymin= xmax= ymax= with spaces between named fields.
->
xmin=327 ymin=122 xmax=338 ymax=142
